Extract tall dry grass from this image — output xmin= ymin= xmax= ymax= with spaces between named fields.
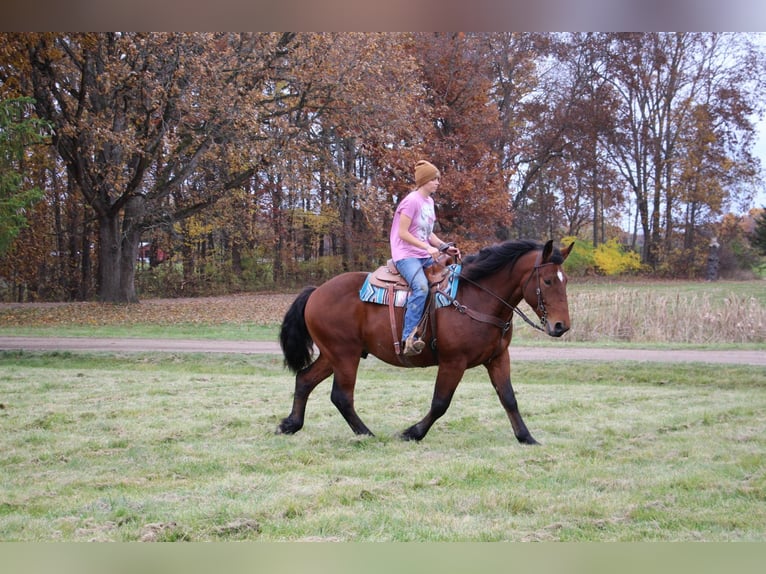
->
xmin=565 ymin=288 xmax=766 ymax=344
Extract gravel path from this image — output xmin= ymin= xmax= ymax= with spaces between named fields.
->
xmin=1 ymin=336 xmax=764 ymax=365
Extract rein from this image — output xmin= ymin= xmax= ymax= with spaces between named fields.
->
xmin=442 ymin=261 xmax=554 ymax=335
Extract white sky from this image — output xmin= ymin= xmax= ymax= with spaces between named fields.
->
xmin=747 ymin=32 xmax=766 ymax=212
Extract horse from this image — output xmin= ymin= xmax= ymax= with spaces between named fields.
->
xmin=277 ymin=239 xmax=574 ymax=443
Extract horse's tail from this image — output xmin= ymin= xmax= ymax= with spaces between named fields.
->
xmin=279 ymin=286 xmax=317 ymax=373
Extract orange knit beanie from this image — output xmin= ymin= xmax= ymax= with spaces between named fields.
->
xmin=415 ymin=160 xmax=440 ymax=188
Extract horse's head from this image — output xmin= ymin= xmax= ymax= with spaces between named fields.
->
xmin=522 ymin=240 xmax=574 ymax=337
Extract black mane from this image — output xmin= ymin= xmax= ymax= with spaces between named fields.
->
xmin=461 ymin=239 xmax=562 ymax=282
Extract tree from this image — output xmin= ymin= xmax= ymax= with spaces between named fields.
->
xmin=407 ymin=32 xmax=509 ymax=251
xmin=484 ymin=32 xmax=558 ymax=235
xmin=596 ymin=33 xmax=763 ymax=269
xmin=283 ymin=33 xmax=428 ymax=273
xmin=671 ymin=33 xmax=763 ymax=272
xmin=3 ymin=32 xmax=322 ymax=302
xmin=484 ymin=33 xmax=623 ymax=241
xmin=0 ymin=97 xmax=49 ymax=255
xmin=553 ymin=33 xmax=625 ymax=245
xmin=4 ymin=33 xmax=765 ymax=299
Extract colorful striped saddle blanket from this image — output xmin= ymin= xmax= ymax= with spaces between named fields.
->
xmin=359 ymin=264 xmax=462 ymax=308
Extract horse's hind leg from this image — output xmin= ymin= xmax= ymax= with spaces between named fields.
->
xmin=486 ymin=351 xmax=538 ymax=445
xmin=330 ymin=357 xmax=374 ymax=436
xmin=277 ymin=353 xmax=333 ymax=434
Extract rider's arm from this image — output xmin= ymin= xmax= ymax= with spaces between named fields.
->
xmin=398 ymin=214 xmax=440 ymax=258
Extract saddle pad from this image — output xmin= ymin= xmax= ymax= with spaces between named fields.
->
xmin=359 ymin=264 xmax=462 ymax=308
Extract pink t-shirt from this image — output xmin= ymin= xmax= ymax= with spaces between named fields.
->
xmin=390 ymin=190 xmax=435 ymax=261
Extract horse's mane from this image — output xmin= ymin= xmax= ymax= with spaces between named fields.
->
xmin=460 ymin=239 xmax=563 ymax=282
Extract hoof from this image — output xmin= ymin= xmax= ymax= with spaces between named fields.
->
xmin=277 ymin=418 xmax=301 ymax=435
xmin=517 ymin=434 xmax=539 ymax=445
xmin=400 ymin=426 xmax=423 ymax=442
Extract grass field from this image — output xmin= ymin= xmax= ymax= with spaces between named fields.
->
xmin=1 ymin=351 xmax=764 ymax=542
xmin=1 ymin=279 xmax=765 ymax=543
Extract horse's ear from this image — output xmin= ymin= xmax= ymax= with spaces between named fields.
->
xmin=541 ymin=239 xmax=554 ymax=264
xmin=561 ymin=241 xmax=575 ymax=262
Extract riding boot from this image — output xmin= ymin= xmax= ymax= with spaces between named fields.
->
xmin=403 ymin=332 xmax=426 ymax=356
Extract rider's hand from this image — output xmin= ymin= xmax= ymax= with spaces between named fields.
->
xmin=447 ymin=245 xmax=461 ymax=259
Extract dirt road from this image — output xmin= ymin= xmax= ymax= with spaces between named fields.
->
xmin=1 ymin=336 xmax=764 ymax=365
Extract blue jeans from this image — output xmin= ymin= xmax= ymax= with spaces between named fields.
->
xmin=395 ymin=257 xmax=433 ymax=341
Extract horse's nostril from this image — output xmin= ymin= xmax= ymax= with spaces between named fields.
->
xmin=553 ymin=322 xmax=569 ymax=336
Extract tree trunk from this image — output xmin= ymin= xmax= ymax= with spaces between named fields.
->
xmin=79 ymin=214 xmax=92 ymax=301
xmin=340 ymin=138 xmax=355 ymax=272
xmin=97 ymin=213 xmax=121 ymax=302
xmin=66 ymin=200 xmax=79 ymax=300
xmin=270 ymin=177 xmax=284 ymax=284
xmin=96 ymin=194 xmax=145 ymax=303
xmin=118 ymin=194 xmax=146 ymax=303
xmin=118 ymin=236 xmax=139 ymax=303
xmin=635 ymin=193 xmax=651 ymax=263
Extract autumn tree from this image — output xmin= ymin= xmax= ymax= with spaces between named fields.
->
xmin=4 ymin=32 xmax=765 ymax=299
xmin=480 ymin=33 xmax=613 ymax=242
xmin=551 ymin=34 xmax=625 ymax=245
xmin=404 ymin=32 xmax=509 ymax=252
xmin=674 ymin=36 xmax=762 ymax=260
xmin=282 ymin=33 xmax=428 ymax=272
xmin=185 ymin=33 xmax=431 ymax=281
xmin=3 ymin=32 xmax=325 ymax=302
xmin=130 ymin=33 xmax=430 ymax=288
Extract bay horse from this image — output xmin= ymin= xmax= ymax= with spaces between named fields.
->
xmin=278 ymin=239 xmax=573 ymax=443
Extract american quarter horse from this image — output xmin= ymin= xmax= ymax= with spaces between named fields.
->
xmin=278 ymin=239 xmax=574 ymax=443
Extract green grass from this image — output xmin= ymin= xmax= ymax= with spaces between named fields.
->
xmin=1 ymin=351 xmax=764 ymax=541
xmin=1 ymin=323 xmax=278 ymax=341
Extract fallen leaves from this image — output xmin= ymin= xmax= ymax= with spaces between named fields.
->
xmin=0 ymin=293 xmax=298 ymax=328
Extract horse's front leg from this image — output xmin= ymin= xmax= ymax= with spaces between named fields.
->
xmin=485 ymin=350 xmax=538 ymax=445
xmin=401 ymin=362 xmax=465 ymax=441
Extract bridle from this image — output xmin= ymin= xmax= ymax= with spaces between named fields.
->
xmin=445 ymin=256 xmax=554 ymax=335
xmin=520 ymin=257 xmax=558 ymax=331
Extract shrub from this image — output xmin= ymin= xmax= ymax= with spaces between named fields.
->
xmin=135 ymin=263 xmax=187 ymax=298
xmin=561 ymin=236 xmax=642 ymax=277
xmin=561 ymin=236 xmax=596 ymax=276
xmin=593 ymin=239 xmax=642 ymax=276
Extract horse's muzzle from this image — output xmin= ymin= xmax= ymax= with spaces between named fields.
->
xmin=547 ymin=321 xmax=570 ymax=337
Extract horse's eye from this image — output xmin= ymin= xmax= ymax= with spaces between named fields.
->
xmin=543 ymin=279 xmax=552 ymax=286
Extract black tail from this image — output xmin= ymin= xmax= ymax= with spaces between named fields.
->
xmin=279 ymin=286 xmax=317 ymax=373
